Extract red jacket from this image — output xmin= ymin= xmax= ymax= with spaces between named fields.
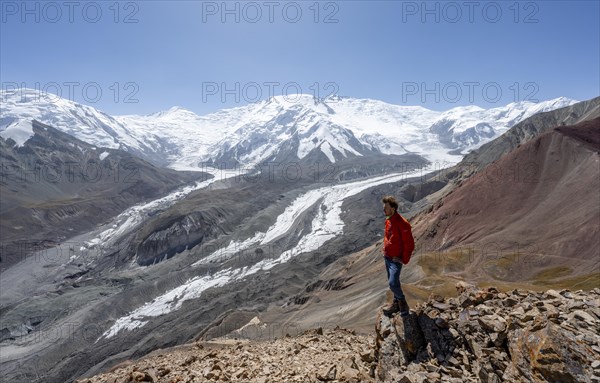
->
xmin=383 ymin=212 xmax=414 ymax=264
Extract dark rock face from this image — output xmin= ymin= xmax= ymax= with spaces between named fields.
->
xmin=374 ymin=283 xmax=600 ymax=382
xmin=133 ymin=212 xmax=220 ymax=266
xmin=0 ymin=120 xmax=207 ymax=270
xmin=399 ymin=180 xmax=447 ymax=203
xmin=504 ymin=322 xmax=591 ymax=383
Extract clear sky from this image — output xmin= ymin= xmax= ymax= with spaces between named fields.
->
xmin=1 ymin=0 xmax=599 ymax=115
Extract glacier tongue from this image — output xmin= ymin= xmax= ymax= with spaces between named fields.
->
xmin=99 ymin=168 xmax=427 ymax=340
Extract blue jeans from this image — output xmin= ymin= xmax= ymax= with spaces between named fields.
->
xmin=384 ymin=257 xmax=405 ymax=300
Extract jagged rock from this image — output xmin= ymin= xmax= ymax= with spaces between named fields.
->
xmin=455 ymin=281 xmax=477 ymax=295
xmin=489 ymin=331 xmax=507 ymax=347
xmin=433 ymin=302 xmax=451 ymax=311
xmin=477 ymin=314 xmax=507 ymax=332
xmin=338 ymin=356 xmax=360 ymax=381
xmin=130 ymin=370 xmax=153 ymax=382
xmin=572 ymin=310 xmax=597 ymax=325
xmin=359 ymin=349 xmax=374 ymax=363
xmin=395 ymin=375 xmax=415 ymax=383
xmin=156 ymin=367 xmax=170 ymax=377
xmin=394 ymin=313 xmax=426 ymax=362
xmin=76 ymin=287 xmax=599 ymax=383
xmin=180 ymin=355 xmax=197 ymax=366
xmin=417 ymin=313 xmax=450 ymax=363
xmin=562 ymin=291 xmax=575 ymax=299
xmin=435 ymin=317 xmax=450 ymax=329
xmin=374 ymin=312 xmax=405 ymax=381
xmin=374 ymin=286 xmax=599 ymax=383
xmin=316 ymin=364 xmax=336 ymax=381
xmin=545 ymin=290 xmax=564 ymax=300
xmin=504 ymin=322 xmax=594 ymax=382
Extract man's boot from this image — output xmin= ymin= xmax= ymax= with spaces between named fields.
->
xmin=398 ymin=298 xmax=410 ymax=317
xmin=383 ymin=299 xmax=400 ymax=316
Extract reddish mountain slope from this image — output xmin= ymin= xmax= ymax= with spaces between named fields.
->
xmin=410 ymin=117 xmax=600 ymax=285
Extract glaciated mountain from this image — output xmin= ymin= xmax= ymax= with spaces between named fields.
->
xmin=203 ymin=95 xmax=577 ymax=165
xmin=205 ymin=95 xmax=380 ymax=166
xmin=429 ymin=97 xmax=577 ymax=150
xmin=116 ymin=105 xmax=259 ymax=168
xmin=0 ymin=89 xmax=176 ymax=165
xmin=1 ymin=89 xmax=577 ymax=169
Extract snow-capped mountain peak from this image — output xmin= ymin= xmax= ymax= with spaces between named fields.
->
xmin=0 ymin=89 xmax=578 ymax=169
xmin=148 ymin=106 xmax=208 ymax=120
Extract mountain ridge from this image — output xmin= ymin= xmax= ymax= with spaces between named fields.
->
xmin=1 ymin=89 xmax=577 ymax=170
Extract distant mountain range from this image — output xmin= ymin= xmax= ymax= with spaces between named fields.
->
xmin=1 ymin=89 xmax=577 ymax=168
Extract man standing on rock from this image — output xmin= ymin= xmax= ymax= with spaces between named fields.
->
xmin=381 ymin=196 xmax=414 ymax=317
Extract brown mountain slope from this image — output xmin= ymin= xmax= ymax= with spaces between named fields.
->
xmin=410 ymin=117 xmax=600 ymax=287
xmin=459 ymin=96 xmax=600 ymax=176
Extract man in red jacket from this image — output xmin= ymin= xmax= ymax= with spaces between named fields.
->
xmin=381 ymin=196 xmax=411 ymax=316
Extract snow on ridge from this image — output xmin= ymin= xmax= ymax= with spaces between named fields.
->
xmin=0 ymin=120 xmax=34 ymax=147
xmin=1 ymin=89 xmax=579 ymax=170
xmin=1 ymin=88 xmax=134 ymax=150
xmin=296 ymin=121 xmax=363 ymax=162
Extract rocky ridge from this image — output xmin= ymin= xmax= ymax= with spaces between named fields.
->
xmin=76 ymin=327 xmax=376 ymax=383
xmin=75 ymin=283 xmax=600 ymax=383
xmin=374 ymin=283 xmax=600 ymax=383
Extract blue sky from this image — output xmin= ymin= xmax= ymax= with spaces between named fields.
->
xmin=1 ymin=0 xmax=599 ymax=115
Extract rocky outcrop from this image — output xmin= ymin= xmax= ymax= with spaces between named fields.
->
xmin=73 ymin=284 xmax=599 ymax=383
xmin=133 ymin=212 xmax=220 ymax=266
xmin=76 ymin=327 xmax=376 ymax=383
xmin=374 ymin=282 xmax=600 ymax=382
